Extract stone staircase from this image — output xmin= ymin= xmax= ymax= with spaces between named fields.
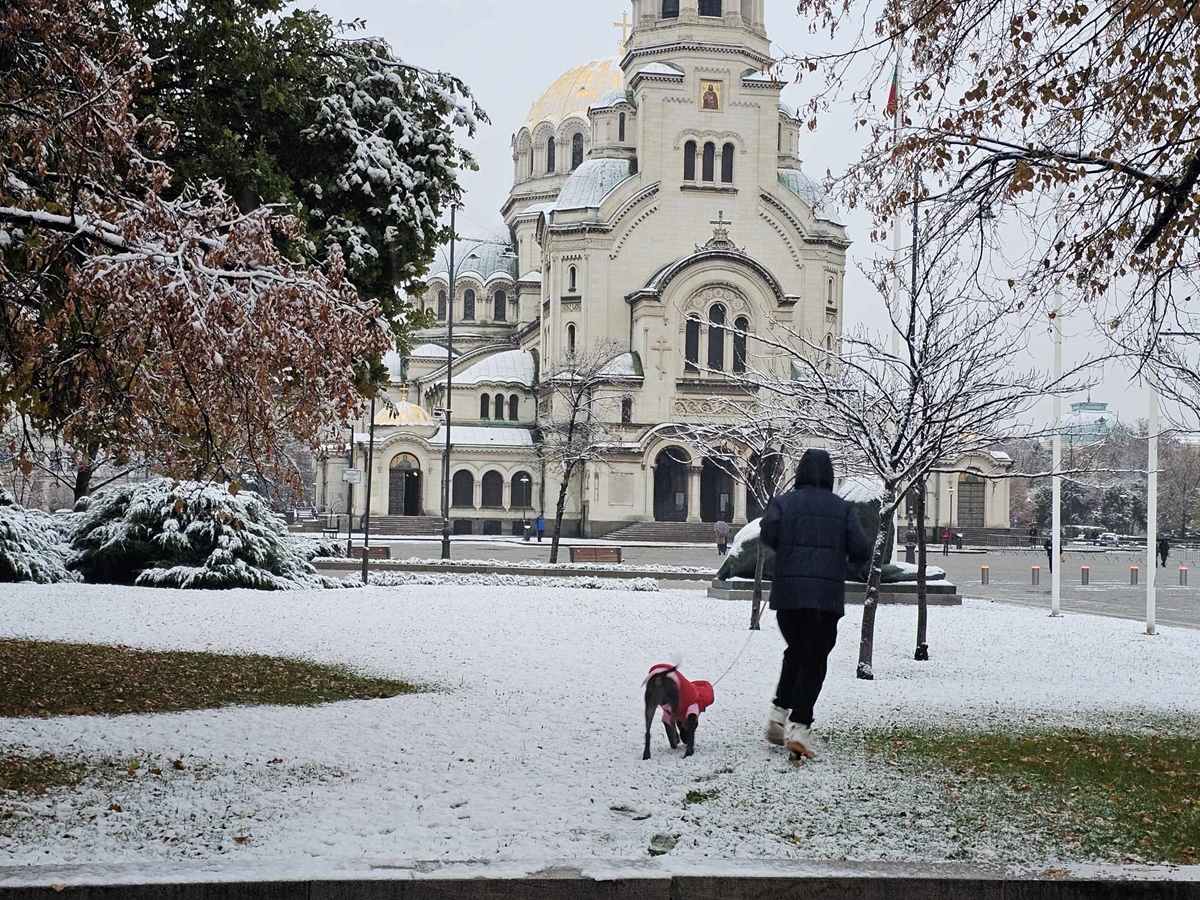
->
xmin=368 ymin=516 xmax=444 ymax=536
xmin=602 ymin=522 xmax=729 ymax=544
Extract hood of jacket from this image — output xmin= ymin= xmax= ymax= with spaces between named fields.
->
xmin=794 ymin=449 xmax=835 ymax=492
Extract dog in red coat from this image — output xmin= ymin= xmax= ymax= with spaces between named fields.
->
xmin=643 ymin=664 xmax=715 ymax=760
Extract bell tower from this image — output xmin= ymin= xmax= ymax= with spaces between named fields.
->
xmin=625 ymin=0 xmax=770 ymax=64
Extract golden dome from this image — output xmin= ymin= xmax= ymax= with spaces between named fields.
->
xmin=524 ymin=59 xmax=624 ymax=129
xmin=374 ymin=401 xmax=434 ymax=428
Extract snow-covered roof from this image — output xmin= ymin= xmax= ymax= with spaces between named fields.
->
xmin=515 ymin=202 xmax=555 ymax=220
xmin=383 ymin=350 xmax=405 ymax=381
xmin=427 ymin=239 xmax=517 ymax=284
xmin=599 ymin=352 xmax=643 ymax=379
xmin=456 ymin=350 xmax=537 ymax=387
xmin=779 ymin=102 xmax=800 ymax=120
xmin=518 ymin=271 xmax=543 ymax=284
xmin=636 ymin=62 xmax=683 ymax=78
xmin=778 ymin=168 xmax=825 ymax=208
xmin=553 ymin=159 xmax=634 ymax=212
xmin=409 ymin=343 xmax=454 ymax=359
xmin=742 ymin=69 xmax=779 ymax=84
xmin=989 ymin=451 xmax=1014 ymax=464
xmin=433 ymin=425 xmax=534 ymax=448
xmin=590 ymin=89 xmax=636 ymax=112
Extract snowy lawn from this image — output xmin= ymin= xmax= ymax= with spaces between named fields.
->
xmin=1 ymin=583 xmax=1198 ymax=873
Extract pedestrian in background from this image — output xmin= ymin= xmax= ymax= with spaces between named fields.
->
xmin=941 ymin=527 xmax=951 ymax=557
xmin=1159 ymin=537 xmax=1170 ymax=568
xmin=714 ymin=519 xmax=730 ymax=556
xmin=535 ymin=515 xmax=545 ymax=543
xmin=1045 ymin=537 xmax=1054 ymax=574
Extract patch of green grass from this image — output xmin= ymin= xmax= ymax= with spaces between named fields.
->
xmin=0 ymin=754 xmax=89 ymax=795
xmin=0 ymin=639 xmax=417 ymax=718
xmin=684 ymin=788 xmax=721 ymax=805
xmin=872 ymin=727 xmax=1200 ymax=865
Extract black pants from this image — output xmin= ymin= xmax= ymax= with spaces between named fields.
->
xmin=773 ymin=610 xmax=840 ymax=726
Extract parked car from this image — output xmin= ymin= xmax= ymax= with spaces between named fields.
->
xmin=1095 ymin=533 xmax=1120 ymax=547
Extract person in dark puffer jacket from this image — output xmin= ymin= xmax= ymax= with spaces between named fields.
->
xmin=760 ymin=449 xmax=872 ymax=759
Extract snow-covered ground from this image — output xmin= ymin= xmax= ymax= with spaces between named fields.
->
xmin=1 ymin=583 xmax=1198 ymax=874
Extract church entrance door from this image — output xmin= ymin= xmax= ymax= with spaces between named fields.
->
xmin=957 ymin=472 xmax=985 ymax=528
xmin=653 ymin=448 xmax=689 ymax=522
xmin=700 ymin=458 xmax=733 ymax=523
xmin=388 ymin=455 xmax=422 ymax=517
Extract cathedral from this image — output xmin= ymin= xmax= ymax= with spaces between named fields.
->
xmin=315 ymin=0 xmax=1012 ymax=539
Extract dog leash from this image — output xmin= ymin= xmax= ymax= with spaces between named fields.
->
xmin=710 ymin=628 xmax=758 ymax=688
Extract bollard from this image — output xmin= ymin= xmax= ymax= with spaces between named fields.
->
xmin=1183 ymin=567 xmax=1190 ymax=587
xmin=1081 ymin=565 xmax=1090 ymax=586
xmin=1032 ymin=565 xmax=1041 ymax=585
xmin=981 ymin=565 xmax=990 ymax=585
xmin=1131 ymin=566 xmax=1140 ymax=586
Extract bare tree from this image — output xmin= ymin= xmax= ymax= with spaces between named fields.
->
xmin=783 ymin=0 xmax=1199 ymax=426
xmin=745 ymin=245 xmax=1074 ymax=679
xmin=536 ymin=343 xmax=622 ymax=564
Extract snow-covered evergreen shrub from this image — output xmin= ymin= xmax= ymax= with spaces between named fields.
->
xmin=0 ymin=493 xmax=81 ymax=584
xmin=291 ymin=534 xmax=345 ymax=561
xmin=69 ymin=479 xmax=344 ymax=590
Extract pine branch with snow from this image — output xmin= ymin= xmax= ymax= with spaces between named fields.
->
xmin=0 ymin=492 xmax=80 ymax=584
xmin=68 ymin=479 xmax=345 ymax=590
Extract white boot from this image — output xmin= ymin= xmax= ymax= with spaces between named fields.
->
xmin=786 ymin=723 xmax=817 ymax=759
xmin=765 ymin=705 xmax=789 ymax=746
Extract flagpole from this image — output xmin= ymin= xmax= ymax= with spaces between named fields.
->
xmin=888 ymin=50 xmax=905 ymax=564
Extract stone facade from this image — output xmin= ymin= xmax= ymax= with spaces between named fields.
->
xmin=315 ymin=0 xmax=1010 ymax=536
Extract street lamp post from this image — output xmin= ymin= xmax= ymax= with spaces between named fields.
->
xmin=360 ymin=394 xmax=377 ymax=585
xmin=440 ymin=208 xmax=459 ymax=561
xmin=521 ymin=474 xmax=532 ymax=541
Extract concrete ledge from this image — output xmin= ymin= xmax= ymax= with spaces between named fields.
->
xmin=313 ymin=560 xmax=713 ymax=583
xmin=3 ymin=870 xmax=1199 ymax=899
xmin=708 ymin=579 xmax=963 ymax=606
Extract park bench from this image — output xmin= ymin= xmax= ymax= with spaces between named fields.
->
xmin=350 ymin=546 xmax=391 ymax=561
xmin=570 ymin=546 xmax=623 ymax=564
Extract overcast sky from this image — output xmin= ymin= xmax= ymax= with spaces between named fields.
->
xmin=313 ymin=0 xmax=1150 ymax=430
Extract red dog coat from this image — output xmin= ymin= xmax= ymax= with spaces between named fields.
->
xmin=648 ymin=664 xmax=715 ymax=725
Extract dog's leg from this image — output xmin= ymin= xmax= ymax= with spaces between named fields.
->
xmin=643 ymin=699 xmax=656 ymax=760
xmin=664 ymin=718 xmax=680 ymax=750
xmin=683 ymin=714 xmax=698 ymax=758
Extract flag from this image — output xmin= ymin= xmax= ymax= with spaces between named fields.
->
xmin=885 ymin=61 xmax=900 ymax=126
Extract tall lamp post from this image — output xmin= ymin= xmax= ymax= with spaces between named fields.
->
xmin=360 ymin=394 xmax=377 ymax=584
xmin=440 ymin=208 xmax=459 ymax=561
xmin=521 ymin=474 xmax=532 ymax=541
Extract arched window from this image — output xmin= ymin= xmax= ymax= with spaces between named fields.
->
xmin=777 ymin=123 xmax=782 ymax=152
xmin=494 ymin=393 xmax=506 ymax=421
xmin=463 ymin=289 xmax=476 ymax=321
xmin=568 ymin=265 xmax=577 ymax=293
xmin=683 ymin=140 xmax=697 ymax=181
xmin=618 ymin=113 xmax=626 ymax=142
xmin=721 ymin=143 xmax=735 ymax=183
xmin=481 ymin=471 xmax=504 ymax=509
xmin=702 ymin=142 xmax=716 ymax=182
xmin=452 ymin=471 xmax=475 ymax=508
xmin=509 ymin=394 xmax=520 ymax=421
xmin=708 ymin=303 xmax=726 ymax=371
xmin=480 ymin=395 xmax=490 ymax=420
xmin=511 ymin=472 xmax=533 ymax=509
xmin=571 ymin=133 xmax=584 ymax=170
xmin=827 ymin=276 xmax=836 ymax=306
xmin=546 ymin=137 xmax=556 ymax=173
xmin=685 ymin=316 xmax=701 ymax=372
xmin=621 ymin=396 xmax=633 ymax=424
xmin=662 ymin=0 xmax=679 ymax=17
xmin=733 ymin=316 xmax=749 ymax=374
xmin=699 ymin=0 xmax=722 ymax=15
xmin=437 ymin=290 xmax=447 ymax=321
xmin=825 ymin=334 xmax=834 ymax=353
xmin=494 ymin=290 xmax=507 ymax=321
xmin=567 ymin=324 xmax=577 ymax=356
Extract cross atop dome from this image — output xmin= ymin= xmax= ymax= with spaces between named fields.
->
xmin=702 ymin=210 xmax=739 ymax=251
xmin=614 ymin=12 xmax=631 ymax=55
